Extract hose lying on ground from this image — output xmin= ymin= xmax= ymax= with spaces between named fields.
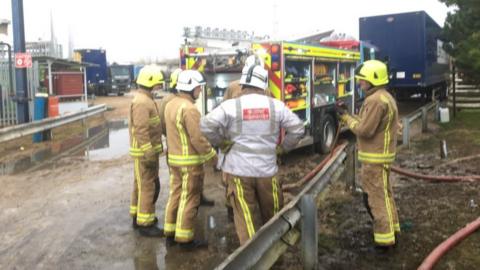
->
xmin=282 ymin=122 xmax=343 ymax=192
xmin=417 ymin=217 xmax=480 ymax=270
xmin=282 ymin=142 xmax=346 ymax=192
xmin=391 ymin=166 xmax=480 ymax=182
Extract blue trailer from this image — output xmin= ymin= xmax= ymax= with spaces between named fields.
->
xmin=359 ymin=11 xmax=449 ymax=100
xmin=74 ymin=49 xmax=108 ymax=96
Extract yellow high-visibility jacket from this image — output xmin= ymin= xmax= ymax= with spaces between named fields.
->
xmin=341 ymin=86 xmax=399 ymax=164
xmin=164 ymin=93 xmax=216 ymax=166
xmin=158 ymin=93 xmax=177 ymax=137
xmin=128 ymin=89 xmax=163 ymax=160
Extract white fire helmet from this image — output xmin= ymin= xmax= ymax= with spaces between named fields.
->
xmin=239 ymin=65 xmax=268 ymax=91
xmin=244 ymin=54 xmax=264 ymax=69
xmin=176 ymin=70 xmax=206 ymax=92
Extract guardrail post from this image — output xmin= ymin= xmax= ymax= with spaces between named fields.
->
xmin=402 ymin=117 xmax=409 ymax=147
xmin=300 ymin=195 xmax=318 ymax=270
xmin=421 ymin=107 xmax=428 ymax=132
xmin=345 ymin=143 xmax=356 ymax=192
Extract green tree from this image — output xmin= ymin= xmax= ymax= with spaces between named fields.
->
xmin=440 ymin=0 xmax=480 ymax=82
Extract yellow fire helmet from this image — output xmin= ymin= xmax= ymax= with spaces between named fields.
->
xmin=136 ymin=65 xmax=164 ymax=88
xmin=354 ymin=60 xmax=389 ymax=86
xmin=169 ymin=68 xmax=182 ymax=89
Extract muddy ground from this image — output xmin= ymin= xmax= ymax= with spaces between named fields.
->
xmin=283 ymin=109 xmax=480 ymax=270
xmin=1 ymin=96 xmax=478 ymax=269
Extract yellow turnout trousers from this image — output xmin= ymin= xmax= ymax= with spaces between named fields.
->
xmin=164 ymin=165 xmax=204 ymax=243
xmin=130 ymin=156 xmax=160 ymax=226
xmin=361 ymin=163 xmax=400 ymax=246
xmin=226 ymin=173 xmax=283 ymax=245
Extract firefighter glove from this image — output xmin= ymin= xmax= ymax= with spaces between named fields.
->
xmin=143 ymin=149 xmax=158 ymax=167
xmin=219 ymin=140 xmax=234 ymax=154
xmin=276 ymin=145 xmax=285 ymax=156
xmin=338 ymin=114 xmax=350 ymax=127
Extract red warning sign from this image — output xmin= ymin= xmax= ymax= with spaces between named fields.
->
xmin=242 ymin=108 xmax=270 ymax=121
xmin=15 ymin=53 xmax=32 ymax=68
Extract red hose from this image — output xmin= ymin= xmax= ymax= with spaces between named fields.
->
xmin=418 ymin=217 xmax=480 ymax=270
xmin=391 ymin=166 xmax=480 ymax=182
xmin=282 ymin=142 xmax=346 ymax=191
xmin=283 ymin=123 xmax=344 ymax=192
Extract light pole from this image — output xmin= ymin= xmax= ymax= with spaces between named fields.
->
xmin=11 ymin=0 xmax=29 ymax=123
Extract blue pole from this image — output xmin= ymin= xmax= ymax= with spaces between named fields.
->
xmin=11 ymin=0 xmax=29 ymax=123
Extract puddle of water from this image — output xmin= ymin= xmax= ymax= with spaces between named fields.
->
xmin=0 ymin=119 xmax=130 ymax=175
xmin=87 ymin=127 xmax=129 ymax=161
xmin=0 ymin=148 xmax=53 ymax=175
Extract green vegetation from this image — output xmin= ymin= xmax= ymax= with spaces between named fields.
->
xmin=440 ymin=109 xmax=480 ymax=132
xmin=412 ymin=110 xmax=480 ymax=155
xmin=441 ymin=109 xmax=480 ymax=148
xmin=440 ymin=0 xmax=480 ymax=83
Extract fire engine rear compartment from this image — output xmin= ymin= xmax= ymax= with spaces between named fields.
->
xmin=184 ymin=42 xmax=361 ymax=154
xmin=281 ymin=52 xmax=357 ymax=153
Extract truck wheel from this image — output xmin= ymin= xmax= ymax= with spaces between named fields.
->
xmin=315 ymin=114 xmax=337 ymax=154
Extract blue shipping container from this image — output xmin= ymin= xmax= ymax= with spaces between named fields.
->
xmin=75 ymin=49 xmax=108 ymax=86
xmin=359 ymin=11 xmax=449 ymax=97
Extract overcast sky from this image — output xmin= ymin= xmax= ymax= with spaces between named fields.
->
xmin=0 ymin=0 xmax=451 ymax=63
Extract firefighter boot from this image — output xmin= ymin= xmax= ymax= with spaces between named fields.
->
xmin=132 ymin=216 xmax=159 ymax=229
xmin=200 ymin=194 xmax=215 ymax=207
xmin=138 ymin=224 xmax=164 ymax=237
xmin=373 ymin=245 xmax=395 ymax=255
xmin=179 ymin=239 xmax=209 ymax=251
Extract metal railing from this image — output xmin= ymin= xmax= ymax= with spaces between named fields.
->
xmin=216 ymin=143 xmax=353 ymax=270
xmin=0 ymin=59 xmax=17 ymax=127
xmin=1 ymin=44 xmax=40 ymax=127
xmin=0 ymin=104 xmax=106 ymax=143
xmin=402 ymin=101 xmax=439 ymax=147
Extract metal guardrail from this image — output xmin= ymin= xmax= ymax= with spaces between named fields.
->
xmin=402 ymin=101 xmax=439 ymax=147
xmin=0 ymin=104 xmax=106 ymax=143
xmin=216 ymin=143 xmax=352 ymax=270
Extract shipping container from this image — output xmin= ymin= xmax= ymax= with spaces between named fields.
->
xmin=74 ymin=49 xmax=108 ymax=95
xmin=359 ymin=11 xmax=449 ymax=99
xmin=53 ymin=72 xmax=84 ymax=96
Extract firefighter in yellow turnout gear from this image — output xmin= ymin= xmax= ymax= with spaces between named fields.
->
xmin=163 ymin=70 xmax=217 ymax=250
xmin=338 ymin=60 xmax=401 ymax=250
xmin=160 ymin=69 xmax=216 ymax=207
xmin=129 ymin=65 xmax=165 ymax=237
xmin=159 ymin=68 xmax=181 ymax=137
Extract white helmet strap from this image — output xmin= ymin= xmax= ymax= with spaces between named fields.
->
xmin=246 ymin=65 xmax=268 ymax=84
xmin=246 ymin=65 xmax=256 ymax=83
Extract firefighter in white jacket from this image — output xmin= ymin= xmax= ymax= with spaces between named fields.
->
xmin=200 ymin=64 xmax=304 ymax=245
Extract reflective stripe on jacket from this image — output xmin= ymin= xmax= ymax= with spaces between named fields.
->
xmin=128 ymin=89 xmax=163 ymax=158
xmin=158 ymin=93 xmax=177 ymax=137
xmin=201 ymin=89 xmax=304 ymax=177
xmin=164 ymin=93 xmax=216 ymax=166
xmin=341 ymin=86 xmax=399 ymax=164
